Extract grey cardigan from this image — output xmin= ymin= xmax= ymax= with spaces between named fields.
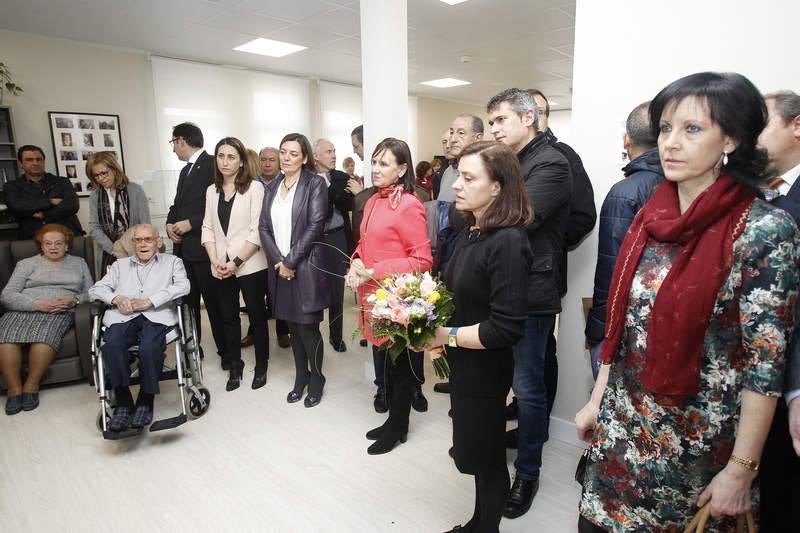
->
xmin=0 ymin=255 xmax=93 ymax=311
xmin=88 ymin=181 xmax=151 ymax=254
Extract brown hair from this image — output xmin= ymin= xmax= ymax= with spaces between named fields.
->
xmin=213 ymin=137 xmax=253 ymax=194
xmin=85 ymin=151 xmax=129 ymax=191
xmin=457 ymin=141 xmax=533 ymax=233
xmin=246 ymin=148 xmax=260 ymax=180
xmin=371 ymin=137 xmax=414 ymax=192
xmin=34 ymin=224 xmax=74 ymax=249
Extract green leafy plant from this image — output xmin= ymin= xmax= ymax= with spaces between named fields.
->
xmin=0 ymin=62 xmax=24 ymax=104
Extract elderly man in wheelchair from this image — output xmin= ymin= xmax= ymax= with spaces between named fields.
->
xmin=89 ymin=224 xmax=191 ymax=435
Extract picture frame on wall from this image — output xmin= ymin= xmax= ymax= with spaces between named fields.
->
xmin=48 ymin=111 xmax=124 ymax=196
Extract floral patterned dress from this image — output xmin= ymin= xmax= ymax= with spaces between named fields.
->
xmin=579 ymin=200 xmax=800 ymax=532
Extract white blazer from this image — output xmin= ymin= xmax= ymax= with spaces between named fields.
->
xmin=201 ymin=182 xmax=268 ymax=278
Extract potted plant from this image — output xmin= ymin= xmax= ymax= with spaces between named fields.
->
xmin=0 ymin=62 xmax=24 ymax=105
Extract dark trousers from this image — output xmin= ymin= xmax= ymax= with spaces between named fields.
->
xmin=184 ymin=259 xmax=226 ymax=358
xmin=545 ymin=321 xmax=558 ymax=416
xmin=323 ymin=228 xmax=348 ymax=344
xmin=102 ymin=314 xmax=168 ymax=395
xmin=373 ymin=345 xmax=424 ymax=392
xmin=214 ymin=271 xmax=269 ymax=373
xmin=376 ymin=347 xmax=419 ymax=434
xmin=246 ymin=319 xmax=289 ymax=337
xmin=287 ymin=322 xmax=325 ymax=396
xmin=760 ymin=405 xmax=800 ymax=532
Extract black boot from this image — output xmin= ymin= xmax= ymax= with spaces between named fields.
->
xmin=366 ymin=419 xmax=389 ymax=440
xmin=373 ymin=388 xmax=388 ymax=413
xmin=503 ymin=476 xmax=539 ymax=519
xmin=367 ymin=426 xmax=407 ymax=455
xmin=411 ymin=388 xmax=428 ymax=412
xmin=226 ymin=360 xmax=244 ymax=391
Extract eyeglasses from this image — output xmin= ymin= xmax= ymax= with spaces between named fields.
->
xmin=168 ymin=137 xmax=181 ymax=145
xmin=92 ymin=169 xmax=111 ymax=179
xmin=43 ymin=241 xmax=66 ymax=247
xmin=133 ymin=237 xmax=158 ymax=244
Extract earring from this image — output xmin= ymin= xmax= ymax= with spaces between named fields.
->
xmin=722 ymin=152 xmax=728 ymax=166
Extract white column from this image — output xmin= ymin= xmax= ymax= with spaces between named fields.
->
xmin=359 ymin=0 xmax=408 ymax=186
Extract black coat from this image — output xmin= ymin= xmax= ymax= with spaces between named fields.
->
xmin=584 ymin=148 xmax=664 ymax=346
xmin=518 ymin=133 xmax=571 ymax=315
xmin=166 ymin=151 xmax=215 ymax=263
xmin=5 ymin=173 xmax=84 ymax=239
xmin=327 ymin=168 xmax=355 ymax=253
xmin=259 ymin=170 xmax=330 ymax=315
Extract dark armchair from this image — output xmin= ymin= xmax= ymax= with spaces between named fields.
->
xmin=0 ymin=236 xmax=96 ymax=388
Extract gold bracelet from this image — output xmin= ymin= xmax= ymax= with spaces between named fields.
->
xmin=729 ymin=454 xmax=759 ymax=472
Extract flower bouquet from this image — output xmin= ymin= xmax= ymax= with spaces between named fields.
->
xmin=362 ymin=271 xmax=454 ymax=379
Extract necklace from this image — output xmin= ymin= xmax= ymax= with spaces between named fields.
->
xmin=283 ymin=176 xmax=299 ymax=190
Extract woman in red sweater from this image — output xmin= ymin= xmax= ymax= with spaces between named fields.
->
xmin=346 ymin=138 xmax=433 ymax=455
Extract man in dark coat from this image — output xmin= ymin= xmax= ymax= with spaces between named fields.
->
xmin=6 ymin=145 xmax=84 ymax=239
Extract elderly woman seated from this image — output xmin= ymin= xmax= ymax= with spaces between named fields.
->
xmin=0 ymin=224 xmax=93 ymax=415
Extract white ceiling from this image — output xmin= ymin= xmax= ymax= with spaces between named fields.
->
xmin=0 ymin=0 xmax=575 ymax=108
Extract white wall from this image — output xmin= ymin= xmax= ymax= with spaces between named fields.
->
xmin=552 ymin=0 xmax=800 ymax=440
xmin=416 ymin=96 xmax=488 ymax=163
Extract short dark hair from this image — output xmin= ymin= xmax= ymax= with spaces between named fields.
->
xmin=764 ymin=90 xmax=800 ymax=125
xmin=351 ymin=125 xmax=363 ymax=143
xmin=626 ymin=101 xmax=657 ymax=148
xmin=279 ymin=133 xmax=316 ymax=174
xmin=18 ymin=145 xmax=45 ymax=161
xmin=213 ymin=137 xmax=253 ymax=194
xmin=457 ymin=141 xmax=533 ymax=233
xmin=457 ymin=114 xmax=484 ymax=134
xmin=371 ymin=137 xmax=415 ymax=193
xmin=172 ymin=122 xmax=204 ymax=148
xmin=415 ymin=160 xmax=432 ymax=179
xmin=649 ymin=71 xmax=768 ymax=187
xmin=527 ymin=89 xmax=550 ymax=117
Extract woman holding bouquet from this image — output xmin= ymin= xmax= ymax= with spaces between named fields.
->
xmin=346 ymin=137 xmax=433 ymax=455
xmin=421 ymin=141 xmax=532 ymax=533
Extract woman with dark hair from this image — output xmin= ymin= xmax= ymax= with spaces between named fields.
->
xmin=415 ymin=160 xmax=434 ymax=196
xmin=86 ymin=151 xmax=150 ymax=272
xmin=201 ymin=137 xmax=269 ymax=391
xmin=346 ymin=137 xmax=433 ymax=454
xmin=576 ymin=72 xmax=800 ymax=532
xmin=0 ymin=224 xmax=93 ymax=414
xmin=420 ymin=140 xmax=532 ymax=533
xmin=259 ymin=133 xmax=330 ymax=407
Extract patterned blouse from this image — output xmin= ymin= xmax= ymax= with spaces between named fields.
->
xmin=579 ymin=200 xmax=800 ymax=532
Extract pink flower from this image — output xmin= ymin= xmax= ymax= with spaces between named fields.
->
xmin=420 ymin=277 xmax=437 ymax=297
xmin=390 ymin=306 xmax=409 ymax=326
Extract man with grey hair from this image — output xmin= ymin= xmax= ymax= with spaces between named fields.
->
xmin=486 ymin=87 xmax=571 ymax=519
xmin=756 ymin=89 xmax=800 ymax=532
xmin=437 ymin=114 xmax=483 ymax=201
xmin=585 ymin=101 xmax=663 ymax=375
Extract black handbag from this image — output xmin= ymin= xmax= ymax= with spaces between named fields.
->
xmin=574 ymin=448 xmax=590 ymax=485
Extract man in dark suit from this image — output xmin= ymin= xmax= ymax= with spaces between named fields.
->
xmin=6 ymin=145 xmax=84 ymax=239
xmin=165 ymin=123 xmax=226 ymax=366
xmin=756 ymin=90 xmax=800 ymax=532
xmin=313 ymin=138 xmax=355 ymax=353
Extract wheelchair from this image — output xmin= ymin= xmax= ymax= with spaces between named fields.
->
xmin=90 ymin=298 xmax=210 ymax=440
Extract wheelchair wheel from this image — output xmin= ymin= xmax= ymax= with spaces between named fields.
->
xmin=96 ymin=407 xmax=112 ymax=432
xmin=188 ymin=387 xmax=211 ymax=418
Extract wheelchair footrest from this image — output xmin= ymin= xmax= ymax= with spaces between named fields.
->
xmin=149 ymin=413 xmax=188 ymax=432
xmin=102 ymin=427 xmax=144 ymax=440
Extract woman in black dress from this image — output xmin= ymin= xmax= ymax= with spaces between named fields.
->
xmin=420 ymin=141 xmax=532 ymax=533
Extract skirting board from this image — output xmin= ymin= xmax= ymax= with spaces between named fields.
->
xmin=550 ymin=416 xmax=584 ymax=449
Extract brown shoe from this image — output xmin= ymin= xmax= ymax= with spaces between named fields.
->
xmin=240 ymin=335 xmax=254 ymax=348
xmin=278 ymin=334 xmax=291 ymax=348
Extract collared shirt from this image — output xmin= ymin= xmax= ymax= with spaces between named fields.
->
xmin=89 ymin=252 xmax=190 ymax=327
xmin=184 ymin=149 xmax=202 ymax=175
xmin=437 ymin=165 xmax=459 ymax=202
xmin=776 ymin=161 xmax=800 ymax=196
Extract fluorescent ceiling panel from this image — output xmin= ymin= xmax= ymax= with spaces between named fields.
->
xmin=234 ymin=38 xmax=306 ymax=58
xmin=420 ymin=78 xmax=471 ymax=88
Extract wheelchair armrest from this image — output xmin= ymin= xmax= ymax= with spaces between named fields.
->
xmin=90 ymin=300 xmax=109 ymax=317
xmin=75 ymin=302 xmax=94 ymax=380
xmin=174 ymin=297 xmax=183 ymax=306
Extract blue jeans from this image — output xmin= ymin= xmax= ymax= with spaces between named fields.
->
xmin=512 ymin=314 xmax=555 ymax=481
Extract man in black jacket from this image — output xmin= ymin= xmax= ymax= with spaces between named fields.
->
xmin=6 ymin=145 xmax=84 ymax=239
xmin=487 ymin=88 xmax=571 ymax=518
xmin=165 ymin=123 xmax=226 ymax=365
xmin=585 ymin=102 xmax=662 ymax=376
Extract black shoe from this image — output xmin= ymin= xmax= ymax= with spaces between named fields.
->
xmin=503 ymin=476 xmax=539 ymax=519
xmin=505 ymin=396 xmax=518 ymax=420
xmin=251 ymin=372 xmax=267 ymax=390
xmin=304 ymin=395 xmax=321 ymax=408
xmin=221 ymin=358 xmax=231 ymax=371
xmin=21 ymin=392 xmax=39 ymax=411
xmin=277 ymin=334 xmax=292 ymax=348
xmin=505 ymin=428 xmax=519 ymax=449
xmin=359 ymin=339 xmax=368 ymax=347
xmin=287 ymin=383 xmax=308 ymax=403
xmin=366 ymin=420 xmax=389 ymax=440
xmin=367 ymin=429 xmax=407 ymax=455
xmin=448 ymin=408 xmax=453 ymax=418
xmin=226 ymin=361 xmax=244 ymax=391
xmin=411 ymin=389 xmax=428 ymax=412
xmin=5 ymin=395 xmax=23 ymax=415
xmin=448 ymin=446 xmax=454 ymax=459
xmin=373 ymin=389 xmax=388 ymax=413
xmin=130 ymin=404 xmax=153 ymax=429
xmin=433 ymin=381 xmax=450 ymax=394
xmin=330 ymin=339 xmax=346 ymax=352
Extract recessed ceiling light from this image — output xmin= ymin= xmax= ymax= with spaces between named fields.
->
xmin=421 ymin=78 xmax=471 ymax=88
xmin=234 ymin=38 xmax=306 ymax=58
xmin=440 ymin=0 xmax=470 ymax=5
xmin=549 ymin=101 xmax=560 ymax=107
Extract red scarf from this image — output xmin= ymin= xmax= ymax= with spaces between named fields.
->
xmin=377 ymin=183 xmax=405 ymax=209
xmin=600 ymin=175 xmax=754 ymax=405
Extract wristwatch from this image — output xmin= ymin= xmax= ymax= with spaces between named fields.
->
xmin=233 ymin=256 xmax=244 ymax=267
xmin=448 ymin=327 xmax=459 ymax=348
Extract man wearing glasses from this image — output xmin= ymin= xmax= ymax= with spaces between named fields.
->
xmin=90 ymin=224 xmax=190 ymax=432
xmin=165 ymin=123 xmax=226 ymax=366
xmin=5 ymin=145 xmax=84 ymax=239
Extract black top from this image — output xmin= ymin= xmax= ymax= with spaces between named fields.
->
xmin=4 ymin=172 xmax=84 ymax=239
xmin=167 ymin=151 xmax=214 ymax=262
xmin=217 ymin=191 xmax=234 ymax=236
